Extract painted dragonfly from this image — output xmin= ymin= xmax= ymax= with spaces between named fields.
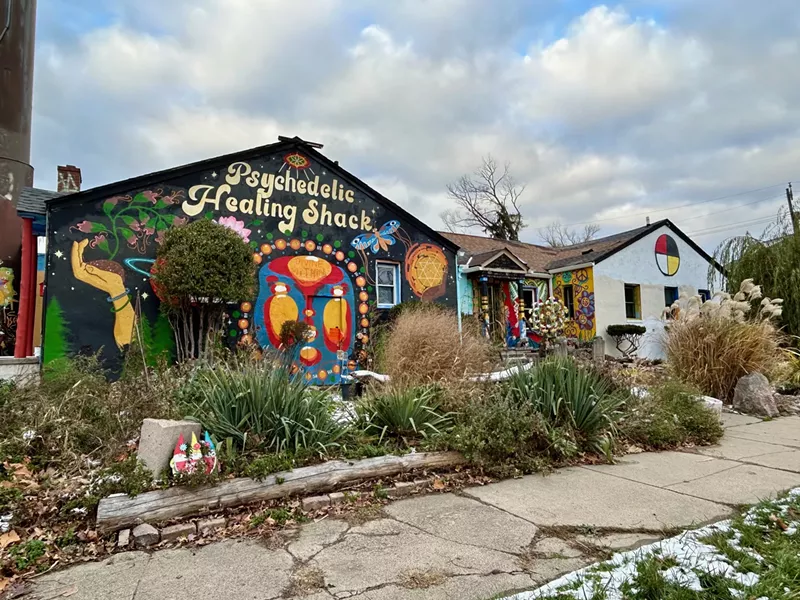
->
xmin=351 ymin=220 xmax=400 ymax=253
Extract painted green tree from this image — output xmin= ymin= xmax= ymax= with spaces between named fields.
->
xmin=43 ymin=297 xmax=70 ymax=364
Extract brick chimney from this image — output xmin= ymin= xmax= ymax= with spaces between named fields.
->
xmin=57 ymin=165 xmax=82 ymax=193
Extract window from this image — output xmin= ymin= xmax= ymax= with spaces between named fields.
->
xmin=522 ymin=287 xmax=536 ymax=314
xmin=376 ymin=262 xmax=400 ymax=308
xmin=624 ymin=284 xmax=641 ymax=320
xmin=664 ymin=286 xmax=679 ymax=307
xmin=699 ymin=289 xmax=711 ymax=302
xmin=562 ymin=284 xmax=575 ymax=319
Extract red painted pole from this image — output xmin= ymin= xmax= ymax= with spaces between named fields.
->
xmin=25 ymin=235 xmax=37 ymax=356
xmin=14 ymin=218 xmax=33 ymax=358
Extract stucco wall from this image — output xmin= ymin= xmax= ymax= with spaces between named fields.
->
xmin=593 ymin=226 xmax=712 ymax=359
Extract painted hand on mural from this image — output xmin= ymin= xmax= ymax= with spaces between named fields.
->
xmin=71 ymin=239 xmax=135 ymax=349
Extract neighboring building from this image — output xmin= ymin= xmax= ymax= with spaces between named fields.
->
xmin=444 ymin=219 xmax=721 ymax=359
xmin=43 ymin=138 xmax=458 ymax=382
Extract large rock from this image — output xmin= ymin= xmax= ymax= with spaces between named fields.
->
xmin=732 ymin=373 xmax=778 ymax=417
xmin=138 ymin=418 xmax=202 ymax=479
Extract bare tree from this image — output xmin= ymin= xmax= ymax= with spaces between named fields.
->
xmin=441 ymin=156 xmax=526 ymax=241
xmin=539 ymin=222 xmax=600 ymax=248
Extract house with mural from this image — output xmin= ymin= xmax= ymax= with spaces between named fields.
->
xmin=443 ymin=219 xmax=721 ymax=359
xmin=43 ymin=137 xmax=458 ymax=383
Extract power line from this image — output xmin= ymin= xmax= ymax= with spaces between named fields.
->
xmin=674 ymin=192 xmax=784 ymax=224
xmin=686 ymin=215 xmax=778 ymax=237
xmin=560 ymin=181 xmax=791 ymax=228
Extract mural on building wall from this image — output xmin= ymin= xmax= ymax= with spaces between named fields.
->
xmin=655 ymin=234 xmax=680 ymax=276
xmin=45 ymin=145 xmax=457 ymax=381
xmin=552 ymin=267 xmax=596 ymax=342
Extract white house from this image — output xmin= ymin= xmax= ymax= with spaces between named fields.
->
xmin=445 ymin=219 xmax=721 ymax=358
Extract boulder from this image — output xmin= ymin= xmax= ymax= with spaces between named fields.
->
xmin=732 ymin=373 xmax=778 ymax=417
xmin=138 ymin=418 xmax=202 ymax=479
xmin=774 ymin=394 xmax=800 ymax=416
xmin=698 ymin=396 xmax=723 ymax=416
xmin=132 ymin=523 xmax=159 ymax=548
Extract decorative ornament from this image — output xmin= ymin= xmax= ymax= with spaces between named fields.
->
xmin=169 ymin=431 xmax=218 ymax=475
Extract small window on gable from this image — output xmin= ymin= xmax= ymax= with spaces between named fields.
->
xmin=625 ymin=284 xmax=641 ymax=320
xmin=376 ymin=262 xmax=400 ymax=308
xmin=562 ymin=284 xmax=575 ymax=319
xmin=699 ymin=289 xmax=711 ymax=302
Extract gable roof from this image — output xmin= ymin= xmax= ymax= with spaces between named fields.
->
xmin=18 ymin=187 xmax=62 ymax=216
xmin=45 ymin=136 xmax=458 ymax=252
xmin=440 ymin=231 xmax=557 ymax=273
xmin=464 ymin=248 xmax=529 ymax=274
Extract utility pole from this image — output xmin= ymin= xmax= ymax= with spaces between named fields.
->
xmin=787 ymin=183 xmax=798 ymax=237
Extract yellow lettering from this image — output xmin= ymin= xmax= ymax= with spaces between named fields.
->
xmin=255 ymin=189 xmax=266 ymax=215
xmin=360 ymin=211 xmax=372 ymax=231
xmin=302 ymin=199 xmax=319 ymax=224
xmin=334 ymin=212 xmax=346 ymax=227
xmin=307 ymin=176 xmax=320 ymax=197
xmin=320 ymin=203 xmax=333 ymax=226
xmin=275 ymin=175 xmax=285 ymax=191
xmin=285 ymin=170 xmax=297 ymax=193
xmin=225 ymin=194 xmax=238 ymax=212
xmin=321 ymin=184 xmax=330 ymax=199
xmin=226 ymin=162 xmax=251 ymax=185
xmin=345 ymin=189 xmax=355 ymax=203
xmin=239 ymin=197 xmax=254 ymax=214
xmin=348 ymin=214 xmax=358 ymax=229
xmin=246 ymin=170 xmax=260 ymax=187
xmin=297 ymin=180 xmax=307 ymax=194
xmin=331 ymin=179 xmax=338 ymax=200
xmin=260 ymin=173 xmax=275 ymax=198
xmin=270 ymin=202 xmax=283 ymax=218
xmin=280 ymin=205 xmax=297 ymax=233
xmin=183 ymin=184 xmax=230 ymax=217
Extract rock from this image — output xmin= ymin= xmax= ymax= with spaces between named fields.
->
xmin=387 ymin=481 xmax=421 ymax=498
xmin=698 ymin=395 xmax=723 ymax=416
xmin=137 ymin=419 xmax=202 ymax=479
xmin=132 ymin=523 xmax=159 ymax=548
xmin=160 ymin=522 xmax=197 ymax=542
xmin=301 ymin=495 xmax=331 ymax=511
xmin=774 ymin=394 xmax=800 ymax=416
xmin=732 ymin=373 xmax=779 ymax=417
xmin=592 ymin=336 xmax=605 ymax=363
xmin=198 ymin=517 xmax=227 ymax=534
xmin=117 ymin=528 xmax=131 ymax=549
xmin=328 ymin=492 xmax=346 ymax=506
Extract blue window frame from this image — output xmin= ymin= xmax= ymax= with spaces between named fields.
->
xmin=376 ymin=261 xmax=400 ymax=308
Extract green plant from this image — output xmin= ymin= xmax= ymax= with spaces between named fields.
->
xmin=606 ymin=324 xmax=647 ymax=358
xmin=244 ymin=452 xmax=305 ymax=481
xmin=664 ymin=280 xmax=783 ymax=400
xmin=373 ymin=484 xmax=389 ymax=500
xmin=185 ymin=358 xmax=344 ymax=453
xmin=154 ymin=219 xmax=255 ymax=361
xmin=8 ymin=539 xmax=47 ymax=571
xmin=357 ymin=385 xmax=454 ymax=440
xmin=0 ymin=486 xmax=23 ymax=512
xmin=619 ymin=380 xmax=723 ymax=450
xmin=504 ymin=357 xmax=624 ymax=453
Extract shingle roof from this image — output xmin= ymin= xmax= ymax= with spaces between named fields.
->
xmin=439 ymin=231 xmax=558 ymax=273
xmin=543 ymin=223 xmax=654 ymax=270
xmin=17 ymin=187 xmax=62 ymax=216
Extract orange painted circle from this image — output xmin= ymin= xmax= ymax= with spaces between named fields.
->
xmin=322 ymin=244 xmax=333 ymax=254
xmin=348 ymin=360 xmax=357 ymax=370
xmin=238 ymin=319 xmax=249 ymax=330
xmin=335 ymin=251 xmax=345 ymax=261
xmin=304 ymin=240 xmax=316 ymax=251
xmin=332 ymin=365 xmax=341 ymax=374
xmin=305 ymin=372 xmax=313 ymax=381
xmin=359 ymin=291 xmax=369 ymax=302
xmin=239 ymin=334 xmax=253 ymax=345
xmin=299 ymin=346 xmax=321 ymax=366
xmin=355 ymin=276 xmax=366 ymax=287
xmin=317 ymin=370 xmax=328 ymax=380
xmin=304 ymin=308 xmax=315 ymax=317
xmin=359 ymin=303 xmax=369 ymax=315
xmin=240 ymin=302 xmax=252 ymax=312
xmin=361 ymin=335 xmax=369 ymax=344
xmin=360 ymin=318 xmax=369 ymax=328
xmin=252 ymin=253 xmax=262 ymax=264
xmin=290 ymin=239 xmax=301 ymax=250
xmin=347 ymin=262 xmax=358 ymax=273
xmin=259 ymin=244 xmax=270 ymax=254
xmin=275 ymin=239 xmax=287 ymax=250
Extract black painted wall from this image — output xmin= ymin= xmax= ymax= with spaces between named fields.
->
xmin=44 ymin=141 xmax=458 ymax=382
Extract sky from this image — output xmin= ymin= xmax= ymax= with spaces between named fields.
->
xmin=30 ymin=0 xmax=800 ymax=253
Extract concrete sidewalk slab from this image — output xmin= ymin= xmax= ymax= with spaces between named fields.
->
xmin=30 ymin=552 xmax=150 ymax=600
xmin=725 ymin=418 xmax=800 ymax=449
xmin=740 ymin=449 xmax=800 ymax=474
xmin=666 ymin=464 xmax=800 ymax=505
xmin=584 ymin=451 xmax=739 ymax=487
xmin=384 ymin=492 xmax=538 ymax=554
xmin=463 ymin=467 xmax=730 ymax=529
xmin=695 ymin=435 xmax=793 ymax=461
xmin=720 ymin=413 xmax=763 ymax=428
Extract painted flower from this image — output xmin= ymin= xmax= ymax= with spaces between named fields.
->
xmin=215 ymin=216 xmax=251 ymax=242
xmin=126 ymin=234 xmax=137 ymax=247
xmin=89 ymin=233 xmax=107 ymax=249
xmin=173 ymin=216 xmax=187 ymax=226
xmin=155 ymin=230 xmax=166 ymax=245
xmin=561 ymin=272 xmax=573 ymax=284
xmin=141 ymin=190 xmax=159 ymax=203
xmin=74 ymin=220 xmax=94 ymax=233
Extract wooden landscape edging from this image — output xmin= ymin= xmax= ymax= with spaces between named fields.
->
xmin=96 ymin=451 xmax=465 ymax=531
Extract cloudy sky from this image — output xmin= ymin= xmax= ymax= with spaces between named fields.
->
xmin=31 ymin=0 xmax=800 ymax=252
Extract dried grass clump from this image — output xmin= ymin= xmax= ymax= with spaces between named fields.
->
xmin=380 ymin=306 xmax=494 ymax=386
xmin=664 ymin=280 xmax=784 ymax=401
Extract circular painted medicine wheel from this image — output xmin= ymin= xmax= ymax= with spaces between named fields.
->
xmin=655 ymin=234 xmax=680 ymax=276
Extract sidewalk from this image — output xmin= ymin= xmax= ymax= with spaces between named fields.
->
xmin=25 ymin=415 xmax=800 ymax=600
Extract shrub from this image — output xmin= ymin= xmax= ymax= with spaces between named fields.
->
xmin=619 ymin=380 xmax=724 ymax=449
xmin=378 ymin=305 xmax=493 ymax=384
xmin=503 ymin=357 xmax=624 ymax=453
xmin=664 ymin=281 xmax=784 ymax=400
xmin=357 ymin=384 xmax=454 ymax=440
xmin=184 ymin=358 xmax=343 ymax=453
xmin=606 ymin=324 xmax=647 ymax=358
xmin=154 ymin=219 xmax=255 ymax=361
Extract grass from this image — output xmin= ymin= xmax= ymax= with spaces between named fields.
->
xmin=356 ymin=384 xmax=455 ymax=440
xmin=522 ymin=488 xmax=800 ymax=600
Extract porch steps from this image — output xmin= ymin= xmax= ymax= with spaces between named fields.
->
xmin=499 ymin=348 xmax=538 ymax=367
